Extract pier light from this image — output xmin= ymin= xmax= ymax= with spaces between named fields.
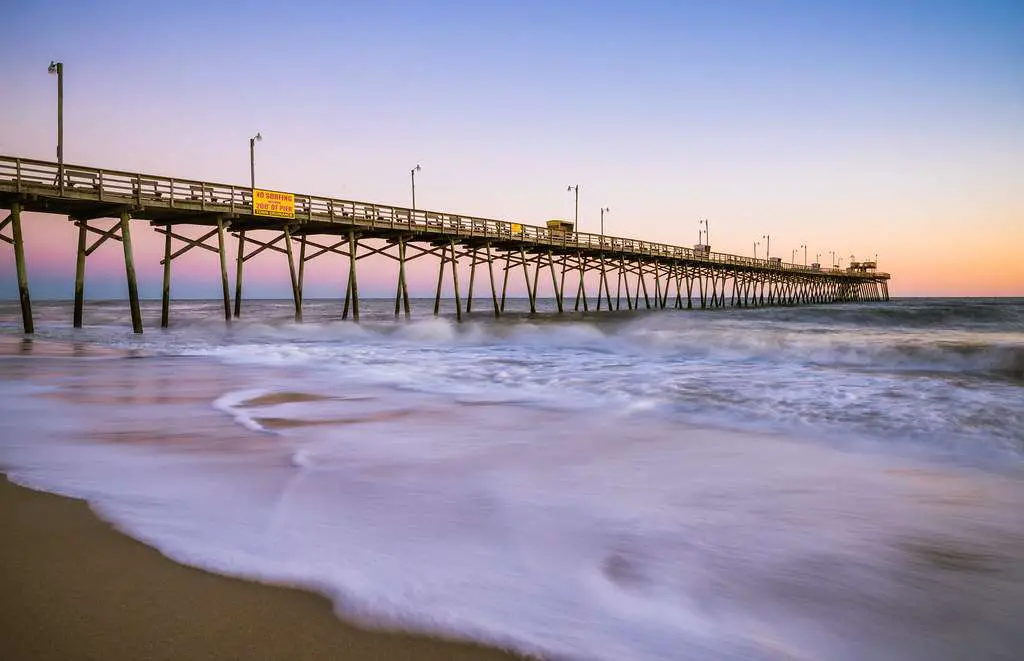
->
xmin=699 ymin=218 xmax=710 ymax=247
xmin=411 ymin=164 xmax=422 ymax=210
xmin=566 ymin=185 xmax=579 ymax=229
xmin=48 ymin=60 xmax=64 ymax=192
xmin=249 ymin=132 xmax=262 ymax=190
xmin=762 ymin=234 xmax=771 ymax=259
xmin=801 ymin=244 xmax=807 ymax=267
xmin=600 ymin=207 xmax=609 ymax=238
xmin=754 ymin=241 xmax=760 ymax=260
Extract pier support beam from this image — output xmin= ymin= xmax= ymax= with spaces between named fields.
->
xmin=74 ymin=217 xmax=87 ymax=328
xmin=394 ymin=237 xmax=411 ymax=318
xmin=283 ymin=226 xmax=302 ymax=322
xmin=161 ymin=225 xmax=171 ymax=328
xmin=216 ymin=217 xmax=231 ymax=322
xmin=450 ymin=240 xmax=462 ymax=322
xmin=119 ymin=211 xmax=143 ymax=334
xmin=9 ymin=203 xmax=33 ymax=333
xmin=486 ymin=244 xmax=500 ymax=317
xmin=233 ymin=231 xmax=245 ymax=318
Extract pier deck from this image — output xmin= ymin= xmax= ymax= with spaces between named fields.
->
xmin=1 ymin=155 xmax=890 ymax=333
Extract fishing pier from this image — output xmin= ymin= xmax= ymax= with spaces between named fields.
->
xmin=1 ymin=155 xmax=890 ymax=334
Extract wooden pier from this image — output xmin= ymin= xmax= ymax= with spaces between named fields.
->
xmin=0 ymin=155 xmax=890 ymax=334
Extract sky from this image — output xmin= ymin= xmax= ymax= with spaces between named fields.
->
xmin=1 ymin=0 xmax=1022 ymax=301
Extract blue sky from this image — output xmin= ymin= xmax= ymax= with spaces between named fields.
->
xmin=1 ymin=0 xmax=1022 ymax=299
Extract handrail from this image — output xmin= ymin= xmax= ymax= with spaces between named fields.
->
xmin=0 ymin=155 xmax=889 ymax=279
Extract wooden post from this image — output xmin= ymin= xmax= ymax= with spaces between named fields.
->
xmin=73 ymin=217 xmax=87 ymax=328
xmin=283 ymin=226 xmax=303 ymax=321
xmin=395 ymin=237 xmax=408 ymax=318
xmin=216 ymin=217 xmax=231 ymax=321
xmin=500 ymin=252 xmax=511 ymax=313
xmin=160 ymin=224 xmax=171 ymax=327
xmin=466 ymin=247 xmax=477 ymax=313
xmin=297 ymin=235 xmax=307 ymax=307
xmin=347 ymin=230 xmax=358 ymax=321
xmin=602 ymin=260 xmax=613 ymax=310
xmin=434 ymin=243 xmax=446 ymax=316
xmin=486 ymin=244 xmax=500 ymax=317
xmin=233 ymin=231 xmax=245 ymax=318
xmin=640 ymin=264 xmax=651 ymax=309
xmin=521 ymin=248 xmax=536 ymax=313
xmin=450 ymin=240 xmax=462 ymax=322
xmin=530 ymin=252 xmax=541 ymax=312
xmin=10 ymin=202 xmax=33 ymax=333
xmin=548 ymin=251 xmax=563 ymax=313
xmin=119 ymin=211 xmax=143 ymax=334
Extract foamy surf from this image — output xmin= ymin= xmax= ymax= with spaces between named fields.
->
xmin=1 ymin=298 xmax=1023 ymax=660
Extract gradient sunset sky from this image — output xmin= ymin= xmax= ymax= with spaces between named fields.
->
xmin=1 ymin=0 xmax=1022 ymax=300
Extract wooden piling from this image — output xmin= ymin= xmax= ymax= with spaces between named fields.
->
xmin=450 ymin=240 xmax=462 ymax=322
xmin=548 ymin=251 xmax=563 ymax=313
xmin=119 ymin=211 xmax=143 ymax=334
xmin=466 ymin=247 xmax=477 ymax=314
xmin=283 ymin=226 xmax=302 ymax=321
xmin=486 ymin=244 xmax=500 ymax=317
xmin=160 ymin=224 xmax=171 ymax=328
xmin=233 ymin=231 xmax=245 ymax=318
xmin=434 ymin=243 xmax=446 ymax=316
xmin=216 ymin=217 xmax=231 ymax=322
xmin=73 ymin=217 xmax=87 ymax=328
xmin=11 ymin=202 xmax=33 ymax=333
xmin=347 ymin=230 xmax=359 ymax=321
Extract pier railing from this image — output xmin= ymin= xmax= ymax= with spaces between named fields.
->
xmin=0 ymin=155 xmax=886 ymax=278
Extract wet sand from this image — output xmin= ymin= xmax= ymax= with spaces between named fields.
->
xmin=0 ymin=476 xmax=526 ymax=660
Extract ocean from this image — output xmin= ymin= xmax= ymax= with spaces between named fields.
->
xmin=2 ymin=297 xmax=1023 ymax=660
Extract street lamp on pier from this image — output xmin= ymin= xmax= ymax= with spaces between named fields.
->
xmin=567 ymin=185 xmax=579 ymax=229
xmin=600 ymin=207 xmax=609 ymax=239
xmin=754 ymin=241 xmax=760 ymax=260
xmin=411 ymin=164 xmax=422 ymax=210
xmin=830 ymin=250 xmax=836 ymax=268
xmin=699 ymin=218 xmax=709 ymax=246
xmin=48 ymin=61 xmax=64 ymax=193
xmin=762 ymin=234 xmax=771 ymax=259
xmin=249 ymin=132 xmax=262 ymax=190
xmin=801 ymin=244 xmax=807 ymax=267
xmin=235 ymin=131 xmax=262 ymax=318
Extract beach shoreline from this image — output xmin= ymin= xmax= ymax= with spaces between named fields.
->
xmin=0 ymin=474 xmax=528 ymax=661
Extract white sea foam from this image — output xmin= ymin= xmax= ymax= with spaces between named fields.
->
xmin=2 ymin=299 xmax=1023 ymax=659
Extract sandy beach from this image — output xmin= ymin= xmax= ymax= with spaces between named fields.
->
xmin=0 ymin=475 xmax=525 ymax=661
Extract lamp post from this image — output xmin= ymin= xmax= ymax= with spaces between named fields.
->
xmin=48 ymin=61 xmax=64 ymax=193
xmin=791 ymin=249 xmax=796 ymax=264
xmin=762 ymin=234 xmax=771 ymax=259
xmin=754 ymin=241 xmax=760 ymax=260
xmin=567 ymin=185 xmax=579 ymax=229
xmin=801 ymin=244 xmax=807 ymax=267
xmin=600 ymin=207 xmax=609 ymax=238
xmin=830 ymin=250 xmax=835 ymax=268
xmin=235 ymin=132 xmax=262 ymax=318
xmin=249 ymin=132 xmax=261 ymax=190
xmin=411 ymin=164 xmax=421 ymax=210
xmin=699 ymin=218 xmax=709 ymax=246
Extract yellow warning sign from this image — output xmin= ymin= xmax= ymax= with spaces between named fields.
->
xmin=510 ymin=223 xmax=523 ymax=235
xmin=253 ymin=189 xmax=295 ymax=219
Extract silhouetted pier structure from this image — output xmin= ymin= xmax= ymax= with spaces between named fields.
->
xmin=1 ymin=155 xmax=890 ymax=334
